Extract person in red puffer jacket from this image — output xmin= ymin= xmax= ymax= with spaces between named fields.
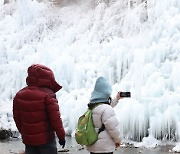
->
xmin=13 ymin=64 xmax=66 ymax=154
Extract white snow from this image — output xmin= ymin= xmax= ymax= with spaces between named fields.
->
xmin=172 ymin=142 xmax=180 ymax=153
xmin=134 ymin=135 xmax=161 ymax=148
xmin=0 ymin=0 xmax=180 ymax=150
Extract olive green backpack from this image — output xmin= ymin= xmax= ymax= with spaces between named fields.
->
xmin=75 ymin=104 xmax=105 ymax=146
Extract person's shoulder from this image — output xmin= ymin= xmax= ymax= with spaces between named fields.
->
xmin=99 ymin=104 xmax=115 ymax=118
xmin=101 ymin=103 xmax=114 ymax=113
xmin=39 ymin=87 xmax=56 ymax=98
xmin=101 ymin=103 xmax=112 ymax=108
xmin=15 ymin=86 xmax=53 ymax=99
xmin=15 ymin=86 xmax=28 ymax=96
xmin=95 ymin=103 xmax=112 ymax=112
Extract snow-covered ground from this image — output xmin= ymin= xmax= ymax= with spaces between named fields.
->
xmin=0 ymin=0 xmax=180 ymax=152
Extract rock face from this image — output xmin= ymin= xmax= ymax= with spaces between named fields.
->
xmin=0 ymin=130 xmax=20 ymax=140
xmin=0 ymin=130 xmax=11 ymax=140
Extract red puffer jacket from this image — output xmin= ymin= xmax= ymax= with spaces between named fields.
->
xmin=13 ymin=64 xmax=65 ymax=145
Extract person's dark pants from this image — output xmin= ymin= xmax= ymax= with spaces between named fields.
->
xmin=25 ymin=139 xmax=57 ymax=154
xmin=90 ymin=152 xmax=113 ymax=154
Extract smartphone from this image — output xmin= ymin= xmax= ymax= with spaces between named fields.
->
xmin=120 ymin=92 xmax=131 ymax=97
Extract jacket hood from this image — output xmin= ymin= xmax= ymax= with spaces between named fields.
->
xmin=90 ymin=77 xmax=112 ymax=104
xmin=26 ymin=64 xmax=62 ymax=93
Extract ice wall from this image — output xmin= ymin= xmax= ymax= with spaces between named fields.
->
xmin=0 ymin=0 xmax=180 ymax=143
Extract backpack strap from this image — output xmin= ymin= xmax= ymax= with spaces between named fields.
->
xmin=98 ymin=124 xmax=105 ymax=134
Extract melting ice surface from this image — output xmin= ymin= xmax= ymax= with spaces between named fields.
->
xmin=0 ymin=0 xmax=180 ymax=150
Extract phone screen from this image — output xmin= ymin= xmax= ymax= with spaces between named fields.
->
xmin=120 ymin=92 xmax=131 ymax=97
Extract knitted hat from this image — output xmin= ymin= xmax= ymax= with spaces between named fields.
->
xmin=90 ymin=77 xmax=112 ymax=103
